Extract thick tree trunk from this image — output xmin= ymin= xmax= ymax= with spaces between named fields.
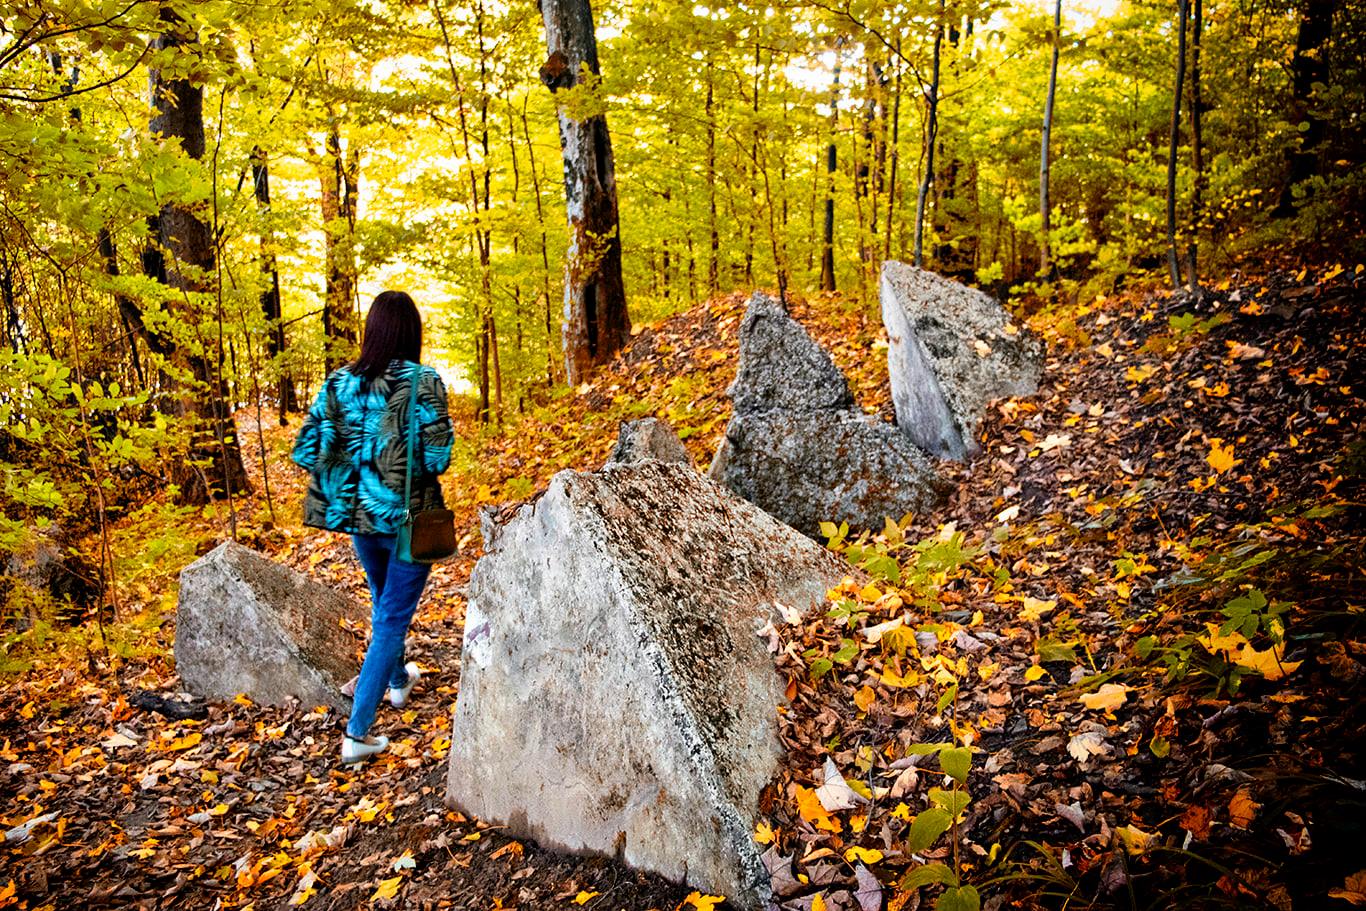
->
xmin=914 ymin=1 xmax=944 ymax=269
xmin=250 ymin=147 xmax=297 ymax=420
xmin=1166 ymin=0 xmax=1189 ymax=290
xmin=146 ymin=5 xmax=249 ymax=504
xmin=319 ymin=125 xmax=359 ymax=372
xmin=538 ymin=0 xmax=629 ymax=386
xmin=1276 ymin=0 xmax=1337 ymax=215
xmin=1039 ymin=0 xmax=1061 ymax=277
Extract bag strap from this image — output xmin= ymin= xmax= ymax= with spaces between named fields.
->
xmin=403 ymin=361 xmax=421 ymax=520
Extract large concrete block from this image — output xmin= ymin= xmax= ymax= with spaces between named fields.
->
xmin=175 ymin=542 xmax=363 ymax=709
xmin=880 ymin=261 xmax=1043 ymax=459
xmin=447 ymin=462 xmax=847 ymax=910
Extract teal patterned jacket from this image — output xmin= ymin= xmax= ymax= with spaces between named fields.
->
xmin=291 ymin=360 xmax=454 ymax=535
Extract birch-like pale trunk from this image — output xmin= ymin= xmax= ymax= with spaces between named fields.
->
xmin=538 ymin=0 xmax=629 ymax=385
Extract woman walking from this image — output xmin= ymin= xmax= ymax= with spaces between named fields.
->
xmin=292 ymin=290 xmax=454 ymax=765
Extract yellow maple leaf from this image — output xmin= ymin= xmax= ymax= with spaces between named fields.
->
xmin=844 ymin=846 xmax=884 ymax=864
xmin=812 ymin=895 xmax=828 ymax=911
xmin=372 ymin=876 xmax=403 ymax=902
xmin=1024 ymin=665 xmax=1046 ymax=682
xmin=683 ymin=892 xmax=725 ymax=910
xmin=853 ymin=686 xmax=876 ymax=713
xmin=573 ymin=891 xmax=600 ymax=905
xmin=1232 ymin=642 xmax=1302 ymax=681
xmin=1080 ymin=683 xmax=1131 ymax=713
xmin=1207 ymin=439 xmax=1236 ymax=474
xmin=754 ymin=821 xmax=776 ymax=845
xmin=796 ymin=785 xmax=842 ymax=833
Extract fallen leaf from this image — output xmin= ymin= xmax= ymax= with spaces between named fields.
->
xmin=1207 ymin=439 xmax=1236 ymax=474
xmin=815 ymin=757 xmax=864 ymax=811
xmin=683 ymin=892 xmax=725 ymax=910
xmin=372 ymin=876 xmax=402 ymax=902
xmin=796 ymin=786 xmax=842 ymax=833
xmin=754 ymin=821 xmax=775 ymax=845
xmin=1067 ymin=731 xmax=1108 ymax=762
xmin=1228 ymin=788 xmax=1260 ymax=829
xmin=1328 ymin=870 xmax=1366 ymax=905
xmin=1080 ymin=683 xmax=1131 ymax=712
xmin=843 ymin=846 xmax=883 ymax=864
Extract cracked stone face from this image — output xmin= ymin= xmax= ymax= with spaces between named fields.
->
xmin=604 ymin=417 xmax=692 ymax=467
xmin=447 ymin=462 xmax=848 ymax=910
xmin=709 ymin=291 xmax=945 ymax=537
xmin=880 ymin=261 xmax=1044 ymax=460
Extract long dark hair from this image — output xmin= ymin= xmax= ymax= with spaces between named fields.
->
xmin=352 ymin=290 xmax=422 ymax=381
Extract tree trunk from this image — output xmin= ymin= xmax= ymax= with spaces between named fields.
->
xmin=520 ymin=102 xmax=556 ymax=386
xmin=914 ymin=1 xmax=944 ymax=269
xmin=1165 ymin=0 xmax=1189 ymax=290
xmin=538 ymin=0 xmax=630 ymax=385
xmin=146 ymin=5 xmax=249 ymax=504
xmin=1276 ymin=0 xmax=1337 ymax=215
xmin=250 ymin=147 xmax=297 ymax=421
xmin=819 ymin=41 xmax=842 ymax=293
xmin=1186 ymin=0 xmax=1204 ymax=293
xmin=1039 ymin=0 xmax=1062 ymax=277
xmin=706 ymin=61 xmax=720 ymax=296
xmin=884 ymin=42 xmax=902 ymax=261
xmin=319 ymin=125 xmax=359 ymax=372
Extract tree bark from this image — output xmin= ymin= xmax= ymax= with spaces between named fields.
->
xmin=319 ymin=124 xmax=359 ymax=372
xmin=1039 ymin=0 xmax=1062 ymax=277
xmin=146 ymin=4 xmax=249 ymax=504
xmin=705 ymin=61 xmax=720 ymax=296
xmin=1276 ymin=0 xmax=1338 ymax=215
xmin=1165 ymin=0 xmax=1189 ymax=290
xmin=250 ymin=147 xmax=297 ymax=420
xmin=1186 ymin=0 xmax=1204 ymax=294
xmin=914 ymin=1 xmax=944 ymax=269
xmin=819 ymin=41 xmax=842 ymax=293
xmin=538 ymin=0 xmax=629 ymax=386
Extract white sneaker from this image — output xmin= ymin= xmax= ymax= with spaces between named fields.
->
xmin=341 ymin=734 xmax=389 ymax=765
xmin=387 ymin=662 xmax=422 ymax=708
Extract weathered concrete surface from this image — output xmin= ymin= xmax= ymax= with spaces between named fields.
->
xmin=711 ymin=409 xmax=943 ymax=538
xmin=448 ymin=462 xmax=847 ymax=910
xmin=605 ymin=417 xmax=691 ymax=467
xmin=727 ymin=292 xmax=854 ymax=414
xmin=175 ymin=542 xmax=364 ymax=708
xmin=710 ymin=291 xmax=945 ymax=537
xmin=880 ymin=261 xmax=1043 ymax=460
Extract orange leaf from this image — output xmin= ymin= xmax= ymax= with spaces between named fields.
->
xmin=796 ymin=785 xmax=842 ymax=833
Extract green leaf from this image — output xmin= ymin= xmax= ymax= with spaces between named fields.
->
xmin=936 ymin=683 xmax=958 ymax=714
xmin=1035 ymin=637 xmax=1079 ymax=663
xmin=808 ymin=658 xmax=833 ymax=680
xmin=929 ymin=787 xmax=971 ymax=818
xmin=1135 ymin=635 xmax=1157 ymax=659
xmin=832 ymin=638 xmax=859 ymax=664
xmin=900 ymin=862 xmax=957 ymax=889
xmin=904 ymin=808 xmax=952 ymax=853
xmin=936 ymin=885 xmax=981 ymax=911
xmin=940 ymin=747 xmax=971 ymax=785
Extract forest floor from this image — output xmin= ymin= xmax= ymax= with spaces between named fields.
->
xmin=0 ymin=262 xmax=1363 ymax=911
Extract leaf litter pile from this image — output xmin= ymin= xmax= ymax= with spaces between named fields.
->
xmin=0 ymin=265 xmax=1362 ymax=911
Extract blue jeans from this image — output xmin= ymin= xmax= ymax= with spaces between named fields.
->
xmin=347 ymin=533 xmax=430 ymax=739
